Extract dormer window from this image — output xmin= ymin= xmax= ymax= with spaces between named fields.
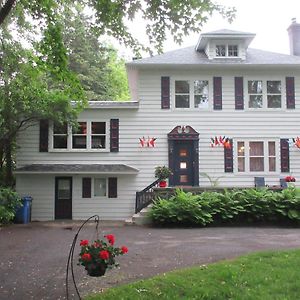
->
xmin=228 ymin=45 xmax=238 ymax=56
xmin=216 ymin=45 xmax=226 ymax=56
xmin=215 ymin=44 xmax=238 ymax=57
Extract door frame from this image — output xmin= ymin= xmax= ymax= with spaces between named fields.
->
xmin=168 ymin=125 xmax=199 ymax=187
xmin=55 ymin=176 xmax=73 ymax=219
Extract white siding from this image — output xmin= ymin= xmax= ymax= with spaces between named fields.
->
xmin=16 ymin=67 xmax=300 ymax=220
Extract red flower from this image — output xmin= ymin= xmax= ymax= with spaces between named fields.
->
xmin=105 ymin=234 xmax=115 ymax=245
xmin=121 ymin=246 xmax=128 ymax=254
xmin=81 ymin=253 xmax=92 ymax=261
xmin=80 ymin=240 xmax=89 ymax=246
xmin=285 ymin=176 xmax=296 ymax=182
xmin=99 ymin=250 xmax=110 ymax=260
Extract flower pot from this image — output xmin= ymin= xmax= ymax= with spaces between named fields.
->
xmin=159 ymin=180 xmax=167 ymax=188
xmin=85 ymin=263 xmax=107 ymax=277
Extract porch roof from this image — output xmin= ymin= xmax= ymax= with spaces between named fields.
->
xmin=15 ymin=164 xmax=139 ymax=175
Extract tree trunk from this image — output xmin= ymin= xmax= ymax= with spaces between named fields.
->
xmin=0 ymin=0 xmax=16 ymax=25
xmin=4 ymin=138 xmax=13 ymax=187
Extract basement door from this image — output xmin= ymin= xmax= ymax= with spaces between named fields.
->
xmin=55 ymin=177 xmax=72 ymax=219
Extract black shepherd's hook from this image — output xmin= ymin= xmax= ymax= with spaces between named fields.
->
xmin=66 ymin=215 xmax=100 ymax=300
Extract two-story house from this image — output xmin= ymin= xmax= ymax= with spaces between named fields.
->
xmin=15 ymin=20 xmax=300 ymax=221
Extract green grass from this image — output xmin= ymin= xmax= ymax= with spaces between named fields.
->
xmin=86 ymin=249 xmax=300 ymax=300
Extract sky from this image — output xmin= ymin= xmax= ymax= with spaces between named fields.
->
xmin=119 ymin=0 xmax=300 ymax=59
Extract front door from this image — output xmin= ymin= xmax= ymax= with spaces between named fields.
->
xmin=55 ymin=177 xmax=72 ymax=219
xmin=173 ymin=141 xmax=194 ymax=186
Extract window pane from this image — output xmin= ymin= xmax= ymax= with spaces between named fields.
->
xmin=179 ymin=149 xmax=187 ymax=157
xmin=54 ymin=123 xmax=67 ymax=134
xmin=54 ymin=136 xmax=67 ymax=149
xmin=269 ymin=157 xmax=276 ymax=172
xmin=267 ymin=95 xmax=281 ymax=108
xmin=180 ymin=162 xmax=187 ymax=169
xmin=92 ymin=136 xmax=106 ymax=149
xmin=249 ymin=95 xmax=263 ymax=108
xmin=268 ymin=142 xmax=275 ymax=156
xmin=180 ymin=175 xmax=188 ymax=183
xmin=175 ymin=81 xmax=189 ymax=93
xmin=250 ymin=157 xmax=264 ymax=171
xmin=249 ymin=142 xmax=264 ymax=156
xmin=72 ymin=136 xmax=87 ymax=149
xmin=92 ymin=122 xmax=105 ymax=134
xmin=238 ymin=157 xmax=245 ymax=172
xmin=216 ymin=45 xmax=225 ymax=56
xmin=175 ymin=95 xmax=189 ymax=108
xmin=237 ymin=142 xmax=245 ymax=156
xmin=194 ymin=80 xmax=208 ymax=94
xmin=248 ymin=81 xmax=262 ymax=93
xmin=228 ymin=45 xmax=238 ymax=56
xmin=58 ymin=180 xmax=70 ymax=198
xmin=73 ymin=122 xmax=87 ymax=134
xmin=194 ymin=95 xmax=209 ymax=108
xmin=94 ymin=178 xmax=106 ymax=197
xmin=267 ymin=81 xmax=281 ymax=93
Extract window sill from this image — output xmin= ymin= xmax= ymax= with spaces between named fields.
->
xmin=49 ymin=149 xmax=110 ymax=153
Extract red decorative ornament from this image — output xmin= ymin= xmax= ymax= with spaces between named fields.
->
xmin=210 ymin=136 xmax=231 ymax=149
xmin=292 ymin=137 xmax=300 ymax=148
xmin=139 ymin=136 xmax=156 ymax=147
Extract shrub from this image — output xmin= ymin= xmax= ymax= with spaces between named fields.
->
xmin=0 ymin=187 xmax=22 ymax=224
xmin=149 ymin=188 xmax=300 ymax=226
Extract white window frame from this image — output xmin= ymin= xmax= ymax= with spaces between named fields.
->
xmin=49 ymin=120 xmax=109 ymax=152
xmin=235 ymin=139 xmax=279 ymax=174
xmin=246 ymin=78 xmax=284 ymax=110
xmin=214 ymin=43 xmax=239 ymax=58
xmin=172 ymin=78 xmax=211 ymax=110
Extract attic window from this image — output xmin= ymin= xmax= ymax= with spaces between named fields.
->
xmin=215 ymin=44 xmax=239 ymax=57
xmin=228 ymin=45 xmax=238 ymax=57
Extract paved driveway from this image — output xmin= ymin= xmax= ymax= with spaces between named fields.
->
xmin=1 ymin=223 xmax=300 ymax=299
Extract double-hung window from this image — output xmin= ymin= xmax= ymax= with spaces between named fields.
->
xmin=53 ymin=123 xmax=68 ymax=149
xmin=237 ymin=140 xmax=277 ymax=173
xmin=247 ymin=80 xmax=282 ymax=109
xmin=174 ymin=79 xmax=209 ymax=109
xmin=215 ymin=44 xmax=238 ymax=57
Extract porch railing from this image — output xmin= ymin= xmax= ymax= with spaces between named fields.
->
xmin=135 ymin=179 xmax=160 ymax=213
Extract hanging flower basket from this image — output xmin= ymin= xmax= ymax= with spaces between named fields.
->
xmin=78 ymin=235 xmax=128 ymax=277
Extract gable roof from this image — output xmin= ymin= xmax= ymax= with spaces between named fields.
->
xmin=127 ymin=47 xmax=300 ymax=68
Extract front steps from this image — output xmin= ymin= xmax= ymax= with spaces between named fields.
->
xmin=125 ymin=205 xmax=152 ymax=226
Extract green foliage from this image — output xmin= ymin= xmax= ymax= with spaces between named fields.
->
xmin=200 ymin=172 xmax=224 ymax=187
xmin=86 ymin=249 xmax=300 ymax=300
xmin=154 ymin=166 xmax=172 ymax=180
xmin=0 ymin=187 xmax=22 ymax=224
xmin=149 ymin=188 xmax=300 ymax=226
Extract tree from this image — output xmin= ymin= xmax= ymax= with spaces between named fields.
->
xmin=62 ymin=7 xmax=130 ymax=101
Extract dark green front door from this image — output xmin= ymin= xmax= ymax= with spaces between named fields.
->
xmin=55 ymin=177 xmax=72 ymax=219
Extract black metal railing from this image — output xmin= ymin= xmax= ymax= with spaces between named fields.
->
xmin=135 ymin=179 xmax=160 ymax=213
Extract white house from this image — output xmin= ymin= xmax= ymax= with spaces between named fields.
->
xmin=15 ymin=20 xmax=300 ymax=221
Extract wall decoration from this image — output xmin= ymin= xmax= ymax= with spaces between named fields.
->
xmin=210 ymin=136 xmax=231 ymax=149
xmin=139 ymin=136 xmax=156 ymax=147
xmin=292 ymin=137 xmax=300 ymax=148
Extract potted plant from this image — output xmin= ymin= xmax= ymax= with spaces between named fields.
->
xmin=285 ymin=175 xmax=296 ymax=187
xmin=78 ymin=234 xmax=128 ymax=277
xmin=155 ymin=166 xmax=172 ymax=188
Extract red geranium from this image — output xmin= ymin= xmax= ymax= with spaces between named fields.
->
xmin=80 ymin=239 xmax=89 ymax=246
xmin=121 ymin=246 xmax=128 ymax=254
xmin=99 ymin=250 xmax=110 ymax=260
xmin=81 ymin=253 xmax=92 ymax=261
xmin=285 ymin=176 xmax=296 ymax=182
xmin=105 ymin=234 xmax=115 ymax=245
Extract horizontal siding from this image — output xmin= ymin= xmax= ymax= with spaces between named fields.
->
xmin=15 ymin=68 xmax=300 ymax=220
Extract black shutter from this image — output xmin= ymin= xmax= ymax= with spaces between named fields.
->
xmin=39 ymin=119 xmax=49 ymax=152
xmin=108 ymin=177 xmax=117 ymax=198
xmin=82 ymin=178 xmax=91 ymax=198
xmin=280 ymin=138 xmax=290 ymax=172
xmin=110 ymin=119 xmax=119 ymax=152
xmin=224 ymin=139 xmax=233 ymax=173
xmin=235 ymin=77 xmax=244 ymax=110
xmin=286 ymin=77 xmax=295 ymax=109
xmin=213 ymin=77 xmax=222 ymax=110
xmin=161 ymin=76 xmax=170 ymax=109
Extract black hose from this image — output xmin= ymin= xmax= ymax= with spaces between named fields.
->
xmin=66 ymin=215 xmax=100 ymax=300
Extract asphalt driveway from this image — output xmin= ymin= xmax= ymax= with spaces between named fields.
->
xmin=1 ymin=222 xmax=300 ymax=299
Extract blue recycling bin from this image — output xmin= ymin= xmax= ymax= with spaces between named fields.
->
xmin=15 ymin=196 xmax=33 ymax=224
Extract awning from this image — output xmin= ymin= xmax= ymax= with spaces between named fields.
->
xmin=15 ymin=164 xmax=139 ymax=175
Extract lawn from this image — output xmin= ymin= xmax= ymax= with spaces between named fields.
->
xmin=86 ymin=248 xmax=300 ymax=300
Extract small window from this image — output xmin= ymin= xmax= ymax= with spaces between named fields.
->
xmin=228 ymin=45 xmax=238 ymax=57
xmin=175 ymin=81 xmax=190 ymax=108
xmin=72 ymin=122 xmax=87 ymax=149
xmin=248 ymin=80 xmax=263 ymax=108
xmin=268 ymin=141 xmax=276 ymax=171
xmin=216 ymin=45 xmax=226 ymax=57
xmin=91 ymin=122 xmax=106 ymax=149
xmin=267 ymin=81 xmax=281 ymax=108
xmin=94 ymin=178 xmax=106 ymax=197
xmin=194 ymin=80 xmax=209 ymax=108
xmin=53 ymin=123 xmax=68 ymax=149
xmin=237 ymin=142 xmax=245 ymax=172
